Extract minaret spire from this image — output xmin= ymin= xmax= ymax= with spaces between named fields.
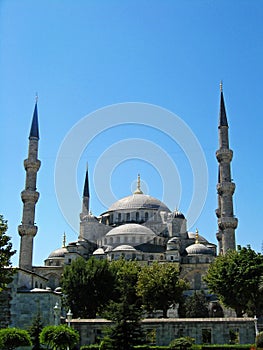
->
xmin=18 ymin=99 xmax=41 ymax=270
xmin=82 ymin=163 xmax=90 ymax=214
xmin=216 ymin=84 xmax=238 ymax=254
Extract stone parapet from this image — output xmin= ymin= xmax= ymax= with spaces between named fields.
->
xmin=18 ymin=224 xmax=38 ymax=237
xmin=24 ymin=159 xmax=41 ymax=171
xmin=21 ymin=190 xmax=39 ymax=203
xmin=218 ymin=217 xmax=238 ymax=230
xmin=217 ymin=182 xmax=236 ymax=195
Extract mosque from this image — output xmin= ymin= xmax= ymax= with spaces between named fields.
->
xmin=0 ymin=86 xmax=238 ymax=329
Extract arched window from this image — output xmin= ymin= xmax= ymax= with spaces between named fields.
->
xmin=118 ymin=213 xmax=121 ymax=222
xmin=136 ymin=212 xmax=139 ymax=221
xmin=145 ymin=212 xmax=149 ymax=221
xmin=126 ymin=213 xmax=130 ymax=221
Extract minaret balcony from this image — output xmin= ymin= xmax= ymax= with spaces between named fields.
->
xmin=217 ymin=182 xmax=235 ymax=195
xmin=21 ymin=190 xmax=40 ymax=203
xmin=24 ymin=159 xmax=41 ymax=171
xmin=218 ymin=217 xmax=238 ymax=230
xmin=18 ymin=224 xmax=38 ymax=237
xmin=216 ymin=148 xmax=233 ymax=162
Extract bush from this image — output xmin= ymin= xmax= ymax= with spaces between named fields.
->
xmin=256 ymin=332 xmax=263 ymax=348
xmin=170 ymin=337 xmax=195 ymax=350
xmin=0 ymin=328 xmax=32 ymax=350
xmin=81 ymin=345 xmax=100 ymax=350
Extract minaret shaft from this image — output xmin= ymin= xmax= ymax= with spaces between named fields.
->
xmin=216 ymin=88 xmax=238 ymax=254
xmin=18 ymin=102 xmax=40 ymax=271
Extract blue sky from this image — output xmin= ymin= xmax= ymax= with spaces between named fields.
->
xmin=1 ymin=0 xmax=262 ymax=266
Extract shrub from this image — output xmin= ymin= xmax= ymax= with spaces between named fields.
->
xmin=170 ymin=337 xmax=195 ymax=350
xmin=0 ymin=327 xmax=32 ymax=350
xmin=256 ymin=332 xmax=263 ymax=348
xmin=81 ymin=345 xmax=100 ymax=350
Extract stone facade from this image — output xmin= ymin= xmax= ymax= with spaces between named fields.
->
xmin=71 ymin=318 xmax=256 ymax=346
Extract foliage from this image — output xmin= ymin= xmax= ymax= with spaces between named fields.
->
xmin=0 ymin=327 xmax=32 ymax=350
xmin=204 ymin=246 xmax=263 ymax=317
xmin=183 ymin=291 xmax=209 ymax=318
xmin=256 ymin=331 xmax=263 ymax=348
xmin=102 ymin=259 xmax=145 ymax=350
xmin=28 ymin=313 xmax=44 ymax=350
xmin=39 ymin=325 xmax=79 ymax=350
xmin=137 ymin=262 xmax=189 ymax=317
xmin=169 ymin=337 xmax=195 ymax=350
xmin=0 ymin=215 xmax=16 ymax=292
xmin=61 ymin=257 xmax=115 ymax=318
xmin=80 ymin=345 xmax=100 ymax=349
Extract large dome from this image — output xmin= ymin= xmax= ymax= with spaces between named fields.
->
xmin=107 ymin=194 xmax=171 ymax=212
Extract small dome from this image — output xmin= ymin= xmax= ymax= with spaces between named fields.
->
xmin=106 ymin=223 xmax=156 ymax=237
xmin=186 ymin=243 xmax=213 ymax=255
xmin=48 ymin=247 xmax=68 ymax=259
xmin=93 ymin=248 xmax=105 ymax=255
xmin=112 ymin=245 xmax=137 ymax=252
xmin=106 ymin=194 xmax=170 ymax=212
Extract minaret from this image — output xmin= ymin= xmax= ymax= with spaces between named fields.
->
xmin=81 ymin=164 xmax=90 ymax=216
xmin=18 ymin=99 xmax=41 ymax=270
xmin=216 ymin=83 xmax=238 ymax=254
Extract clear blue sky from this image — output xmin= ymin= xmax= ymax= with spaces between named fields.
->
xmin=1 ymin=0 xmax=262 ymax=266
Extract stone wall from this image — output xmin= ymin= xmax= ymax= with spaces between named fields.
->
xmin=71 ymin=317 xmax=256 ymax=347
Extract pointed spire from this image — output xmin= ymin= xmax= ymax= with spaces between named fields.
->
xmin=133 ymin=174 xmax=143 ymax=194
xmin=63 ymin=232 xmax=66 ymax=247
xmin=29 ymin=96 xmax=39 ymax=139
xmin=219 ymin=82 xmax=228 ymax=127
xmin=83 ymin=163 xmax=90 ymax=198
xmin=195 ymin=228 xmax=199 ymax=244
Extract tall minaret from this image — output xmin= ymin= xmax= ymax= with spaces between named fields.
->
xmin=216 ymin=83 xmax=238 ymax=254
xmin=18 ymin=99 xmax=41 ymax=270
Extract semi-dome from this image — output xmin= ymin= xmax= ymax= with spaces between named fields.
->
xmin=48 ymin=247 xmax=68 ymax=259
xmin=107 ymin=193 xmax=170 ymax=212
xmin=106 ymin=223 xmax=156 ymax=237
xmin=186 ymin=243 xmax=213 ymax=255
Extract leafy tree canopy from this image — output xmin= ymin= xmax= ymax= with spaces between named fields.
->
xmin=61 ymin=257 xmax=115 ymax=318
xmin=204 ymin=245 xmax=263 ymax=317
xmin=0 ymin=327 xmax=32 ymax=350
xmin=182 ymin=291 xmax=209 ymax=318
xmin=28 ymin=313 xmax=44 ymax=350
xmin=40 ymin=325 xmax=79 ymax=350
xmin=137 ymin=262 xmax=189 ymax=318
xmin=0 ymin=215 xmax=16 ymax=292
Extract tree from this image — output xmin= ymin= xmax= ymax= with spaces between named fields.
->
xmin=61 ymin=257 xmax=114 ymax=318
xmin=0 ymin=215 xmax=16 ymax=292
xmin=0 ymin=328 xmax=32 ymax=350
xmin=102 ymin=259 xmax=145 ymax=350
xmin=40 ymin=325 xmax=79 ymax=350
xmin=169 ymin=336 xmax=195 ymax=350
xmin=137 ymin=262 xmax=189 ymax=317
xmin=28 ymin=313 xmax=44 ymax=350
xmin=183 ymin=291 xmax=209 ymax=318
xmin=204 ymin=246 xmax=263 ymax=317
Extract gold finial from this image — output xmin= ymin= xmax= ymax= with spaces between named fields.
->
xmin=195 ymin=228 xmax=199 ymax=244
xmin=63 ymin=232 xmax=66 ymax=248
xmin=220 ymin=81 xmax=223 ymax=92
xmin=133 ymin=174 xmax=143 ymax=194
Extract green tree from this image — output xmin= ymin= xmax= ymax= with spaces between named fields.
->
xmin=102 ymin=259 xmax=145 ymax=350
xmin=0 ymin=328 xmax=32 ymax=350
xmin=169 ymin=336 xmax=195 ymax=350
xmin=183 ymin=291 xmax=209 ymax=318
xmin=61 ymin=257 xmax=114 ymax=318
xmin=28 ymin=313 xmax=44 ymax=350
xmin=204 ymin=246 xmax=263 ymax=317
xmin=40 ymin=325 xmax=79 ymax=350
xmin=137 ymin=262 xmax=188 ymax=317
xmin=0 ymin=215 xmax=16 ymax=292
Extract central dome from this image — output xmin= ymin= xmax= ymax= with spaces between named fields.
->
xmin=107 ymin=193 xmax=171 ymax=212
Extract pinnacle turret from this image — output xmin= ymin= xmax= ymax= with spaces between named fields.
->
xmin=18 ymin=100 xmax=41 ymax=270
xmin=216 ymin=84 xmax=238 ymax=254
